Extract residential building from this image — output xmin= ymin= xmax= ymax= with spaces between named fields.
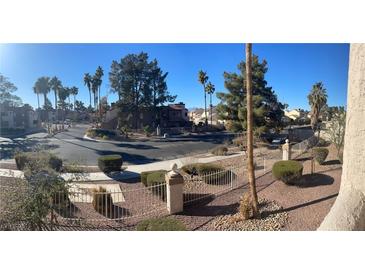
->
xmin=0 ymin=103 xmax=40 ymax=130
xmin=102 ymin=102 xmax=191 ymax=130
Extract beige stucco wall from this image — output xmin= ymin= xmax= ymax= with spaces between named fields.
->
xmin=319 ymin=44 xmax=365 ymax=230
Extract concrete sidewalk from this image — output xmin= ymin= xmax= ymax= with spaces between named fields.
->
xmin=0 ymin=151 xmax=245 ymax=182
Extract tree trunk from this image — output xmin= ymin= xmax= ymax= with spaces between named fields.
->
xmin=99 ymin=86 xmax=101 ymax=122
xmin=204 ymin=85 xmax=207 ymax=126
xmin=54 ymin=91 xmax=57 ymax=110
xmin=89 ymin=90 xmax=92 ymax=108
xmin=37 ymin=94 xmax=40 ymax=109
xmin=245 ymin=43 xmax=259 ymax=217
xmin=210 ymin=94 xmax=213 ymax=125
xmin=43 ymin=93 xmax=48 ymax=122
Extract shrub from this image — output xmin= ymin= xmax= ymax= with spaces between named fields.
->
xmin=15 ymin=151 xmax=63 ymax=172
xmin=239 ymin=193 xmax=252 ymax=220
xmin=136 ymin=217 xmax=187 ymax=231
xmin=86 ymin=128 xmax=116 ymax=139
xmin=98 ymin=155 xmax=123 ymax=173
xmin=312 ymin=147 xmax=329 ymax=165
xmin=146 ymin=171 xmax=167 ymax=200
xmin=233 ymin=137 xmax=245 ymax=147
xmin=211 ymin=145 xmax=228 ymax=156
xmin=181 ymin=163 xmax=230 ymax=185
xmin=141 ymin=170 xmax=166 ymax=186
xmin=92 ymin=187 xmax=114 ymax=218
xmin=272 ymin=160 xmax=303 ymax=185
xmin=143 ymin=125 xmax=153 ymax=137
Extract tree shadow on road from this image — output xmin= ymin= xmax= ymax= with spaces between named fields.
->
xmin=0 ymin=139 xmax=59 ymax=160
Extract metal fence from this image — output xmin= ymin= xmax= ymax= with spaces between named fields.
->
xmin=0 ymin=180 xmax=168 ymax=229
xmin=183 ymin=165 xmax=244 ymax=205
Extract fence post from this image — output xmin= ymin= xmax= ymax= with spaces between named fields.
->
xmin=282 ymin=139 xmax=291 ymax=160
xmin=165 ymin=163 xmax=184 ymax=214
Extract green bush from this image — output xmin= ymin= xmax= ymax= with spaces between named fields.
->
xmin=92 ymin=187 xmax=114 ymax=218
xmin=146 ymin=171 xmax=167 ymax=200
xmin=272 ymin=160 xmax=303 ymax=185
xmin=211 ymin=145 xmax=228 ymax=156
xmin=312 ymin=147 xmax=329 ymax=165
xmin=181 ymin=163 xmax=230 ymax=185
xmin=86 ymin=128 xmax=116 ymax=139
xmin=14 ymin=151 xmax=63 ymax=172
xmin=181 ymin=163 xmax=223 ymax=175
xmin=136 ymin=217 xmax=187 ymax=231
xmin=141 ymin=170 xmax=166 ymax=186
xmin=98 ymin=155 xmax=123 ymax=173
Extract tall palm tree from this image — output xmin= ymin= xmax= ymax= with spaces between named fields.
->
xmin=308 ymin=82 xmax=328 ymax=138
xmin=34 ymin=77 xmax=51 ymax=109
xmin=205 ymin=81 xmax=215 ymax=125
xmin=245 ymin=43 xmax=259 ymax=217
xmin=34 ymin=77 xmax=51 ymax=122
xmin=84 ymin=73 xmax=92 ymax=108
xmin=70 ymin=86 xmax=79 ymax=110
xmin=198 ymin=70 xmax=209 ymax=126
xmin=50 ymin=76 xmax=62 ymax=121
xmin=91 ymin=75 xmax=99 ymax=110
xmin=95 ymin=66 xmax=104 ymax=119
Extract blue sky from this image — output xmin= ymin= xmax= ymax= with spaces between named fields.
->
xmin=0 ymin=43 xmax=349 ymax=110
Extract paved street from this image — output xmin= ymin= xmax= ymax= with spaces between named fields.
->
xmin=0 ymin=124 xmax=235 ymax=166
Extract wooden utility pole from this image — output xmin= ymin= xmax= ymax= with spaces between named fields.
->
xmin=245 ymin=43 xmax=259 ymax=217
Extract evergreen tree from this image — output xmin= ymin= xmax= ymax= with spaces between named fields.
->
xmin=216 ymin=55 xmax=285 ymax=133
xmin=109 ymin=52 xmax=176 ymax=129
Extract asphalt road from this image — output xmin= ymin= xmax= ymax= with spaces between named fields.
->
xmin=0 ymin=124 xmax=234 ymax=166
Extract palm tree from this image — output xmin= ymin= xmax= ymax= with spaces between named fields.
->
xmin=205 ymin=82 xmax=215 ymax=125
xmin=50 ymin=76 xmax=62 ymax=121
xmin=34 ymin=77 xmax=51 ymax=109
xmin=34 ymin=77 xmax=51 ymax=122
xmin=84 ymin=73 xmax=92 ymax=108
xmin=91 ymin=75 xmax=99 ymax=110
xmin=308 ymin=82 xmax=328 ymax=138
xmin=70 ymin=86 xmax=79 ymax=110
xmin=95 ymin=66 xmax=104 ymax=119
xmin=198 ymin=70 xmax=209 ymax=126
xmin=245 ymin=43 xmax=259 ymax=217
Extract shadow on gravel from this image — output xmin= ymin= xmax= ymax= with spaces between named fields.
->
xmin=183 ymin=199 xmax=238 ymax=217
xmin=322 ymin=159 xmax=341 ymax=165
xmin=266 ymin=193 xmax=338 ymax=216
xmin=298 ymin=173 xmax=334 ymax=188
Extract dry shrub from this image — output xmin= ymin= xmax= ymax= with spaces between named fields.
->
xmin=239 ymin=193 xmax=252 ymax=220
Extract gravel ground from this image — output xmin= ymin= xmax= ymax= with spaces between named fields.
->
xmin=207 ymin=198 xmax=288 ymax=231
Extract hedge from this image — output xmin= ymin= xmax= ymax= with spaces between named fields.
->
xmin=98 ymin=155 xmax=123 ymax=173
xmin=312 ymin=147 xmax=329 ymax=165
xmin=146 ymin=171 xmax=167 ymax=200
xmin=14 ymin=151 xmax=63 ymax=171
xmin=141 ymin=170 xmax=167 ymax=186
xmin=136 ymin=217 xmax=187 ymax=231
xmin=181 ymin=163 xmax=230 ymax=185
xmin=272 ymin=160 xmax=303 ymax=185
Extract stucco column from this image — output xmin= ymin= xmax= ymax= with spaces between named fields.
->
xmin=282 ymin=139 xmax=291 ymax=160
xmin=165 ymin=164 xmax=184 ymax=214
xmin=319 ymin=44 xmax=365 ymax=230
